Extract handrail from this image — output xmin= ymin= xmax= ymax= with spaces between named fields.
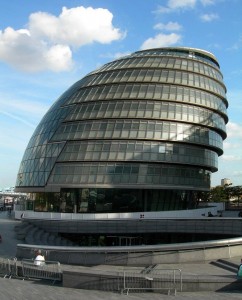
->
xmin=122 ymin=269 xmax=182 ymax=295
xmin=17 ymin=236 xmax=242 ymax=254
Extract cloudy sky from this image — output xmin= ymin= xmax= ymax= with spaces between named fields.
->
xmin=0 ymin=0 xmax=241 ymax=189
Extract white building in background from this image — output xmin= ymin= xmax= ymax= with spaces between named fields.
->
xmin=221 ymin=178 xmax=232 ymax=187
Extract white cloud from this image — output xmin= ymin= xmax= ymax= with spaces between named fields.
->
xmin=156 ymin=0 xmax=215 ymax=13
xmin=233 ymin=171 xmax=242 ymax=176
xmin=200 ymin=0 xmax=215 ymax=5
xmin=0 ymin=94 xmax=49 ymax=119
xmin=100 ymin=51 xmax=131 ymax=60
xmin=141 ymin=33 xmax=182 ymax=50
xmin=227 ymin=89 xmax=242 ymax=116
xmin=200 ymin=13 xmax=219 ymax=22
xmin=113 ymin=52 xmax=131 ymax=59
xmin=222 ymin=155 xmax=242 ymax=162
xmin=0 ymin=6 xmax=124 ymax=72
xmin=44 ymin=44 xmax=73 ymax=72
xmin=0 ymin=111 xmax=36 ymax=128
xmin=154 ymin=22 xmax=182 ymax=31
xmin=168 ymin=0 xmax=196 ymax=9
xmin=223 ymin=142 xmax=242 ymax=150
xmin=0 ymin=27 xmax=49 ymax=72
xmin=156 ymin=0 xmax=196 ymax=13
xmin=29 ymin=6 xmax=124 ymax=47
xmin=0 ymin=27 xmax=73 ymax=72
xmin=226 ymin=122 xmax=242 ymax=138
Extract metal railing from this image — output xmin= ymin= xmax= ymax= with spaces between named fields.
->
xmin=122 ymin=269 xmax=182 ymax=295
xmin=16 ymin=236 xmax=242 ymax=266
xmin=54 ymin=267 xmax=182 ymax=294
xmin=21 ymin=259 xmax=62 ymax=283
xmin=0 ymin=257 xmax=18 ymax=278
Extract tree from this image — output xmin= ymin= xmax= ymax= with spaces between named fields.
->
xmin=230 ymin=186 xmax=242 ymax=207
xmin=195 ymin=185 xmax=242 ymax=204
xmin=209 ymin=186 xmax=227 ymax=202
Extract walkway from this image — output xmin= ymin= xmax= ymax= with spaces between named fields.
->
xmin=0 ymin=211 xmax=242 ymax=299
xmin=0 ymin=210 xmax=20 ymax=258
xmin=0 ymin=277 xmax=242 ymax=300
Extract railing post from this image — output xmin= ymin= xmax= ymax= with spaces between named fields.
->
xmin=123 ymin=271 xmax=126 ymax=293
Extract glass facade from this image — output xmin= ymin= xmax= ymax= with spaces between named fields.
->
xmin=30 ymin=188 xmax=197 ymax=213
xmin=15 ymin=47 xmax=228 ymax=214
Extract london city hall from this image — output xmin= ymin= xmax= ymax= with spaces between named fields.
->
xmin=15 ymin=47 xmax=228 ymax=245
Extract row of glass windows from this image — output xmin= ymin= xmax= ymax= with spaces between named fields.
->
xmin=16 ymin=85 xmax=81 ymax=187
xmin=18 ymin=151 xmax=217 ymax=180
xmin=131 ymin=49 xmax=219 ymax=68
xmin=48 ymin=162 xmax=210 ymax=188
xmin=26 ymin=106 xmax=71 ymax=149
xmin=51 ymin=120 xmax=223 ymax=150
xmin=96 ymin=56 xmax=223 ymax=81
xmin=66 ymin=83 xmax=227 ymax=115
xmin=17 ymin=170 xmax=49 ymax=187
xmin=53 ymin=80 xmax=83 ymax=108
xmin=17 ymin=161 xmax=211 ymax=188
xmin=61 ymin=140 xmax=213 ymax=157
xmin=29 ymin=188 xmax=198 ymax=213
xmin=16 ymin=138 xmax=218 ymax=188
xmin=84 ymin=69 xmax=226 ymax=98
xmin=58 ymin=140 xmax=218 ymax=170
xmin=19 ymin=156 xmax=57 ymax=174
xmin=65 ymin=100 xmax=226 ymax=132
xmin=21 ymin=142 xmax=65 ymax=162
xmin=16 ymin=142 xmax=65 ymax=187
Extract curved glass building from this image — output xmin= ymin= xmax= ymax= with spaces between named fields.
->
xmin=15 ymin=47 xmax=228 ymax=215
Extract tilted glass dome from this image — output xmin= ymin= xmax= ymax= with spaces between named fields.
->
xmin=16 ymin=47 xmax=228 ymax=196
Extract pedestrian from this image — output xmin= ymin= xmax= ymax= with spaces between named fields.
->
xmin=237 ymin=258 xmax=242 ymax=278
xmin=34 ymin=249 xmax=45 ymax=266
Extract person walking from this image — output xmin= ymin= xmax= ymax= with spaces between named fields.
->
xmin=34 ymin=249 xmax=45 ymax=266
xmin=237 ymin=258 xmax=242 ymax=278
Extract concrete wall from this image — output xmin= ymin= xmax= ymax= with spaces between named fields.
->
xmin=14 ymin=202 xmax=225 ymax=221
xmin=62 ymin=269 xmax=242 ymax=292
xmin=16 ymin=238 xmax=242 ymax=266
xmin=16 ymin=217 xmax=242 ymax=236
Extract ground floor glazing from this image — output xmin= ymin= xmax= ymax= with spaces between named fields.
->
xmin=27 ymin=188 xmax=201 ymax=213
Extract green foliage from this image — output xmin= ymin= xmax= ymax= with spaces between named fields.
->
xmin=210 ymin=186 xmax=228 ymax=202
xmin=205 ymin=185 xmax=242 ymax=203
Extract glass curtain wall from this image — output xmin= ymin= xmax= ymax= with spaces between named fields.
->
xmin=30 ymin=188 xmax=198 ymax=213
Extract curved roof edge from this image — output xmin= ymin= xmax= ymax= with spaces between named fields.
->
xmin=135 ymin=46 xmax=219 ymax=66
xmin=90 ymin=46 xmax=220 ymax=76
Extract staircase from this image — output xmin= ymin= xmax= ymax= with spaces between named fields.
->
xmin=14 ymin=221 xmax=75 ymax=246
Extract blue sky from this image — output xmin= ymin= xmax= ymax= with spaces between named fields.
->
xmin=0 ymin=0 xmax=241 ymax=189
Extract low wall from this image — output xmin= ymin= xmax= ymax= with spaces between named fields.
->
xmin=62 ymin=269 xmax=242 ymax=292
xmin=16 ymin=237 xmax=242 ymax=266
xmin=14 ymin=202 xmax=225 ymax=221
xmin=14 ymin=217 xmax=242 ymax=236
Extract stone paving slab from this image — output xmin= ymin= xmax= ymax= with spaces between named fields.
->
xmin=0 ymin=277 xmax=242 ymax=300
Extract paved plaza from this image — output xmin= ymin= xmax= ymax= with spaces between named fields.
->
xmin=0 ymin=276 xmax=242 ymax=300
xmin=0 ymin=210 xmax=242 ymax=299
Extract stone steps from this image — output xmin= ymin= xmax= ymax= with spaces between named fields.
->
xmin=15 ymin=220 xmax=75 ymax=246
